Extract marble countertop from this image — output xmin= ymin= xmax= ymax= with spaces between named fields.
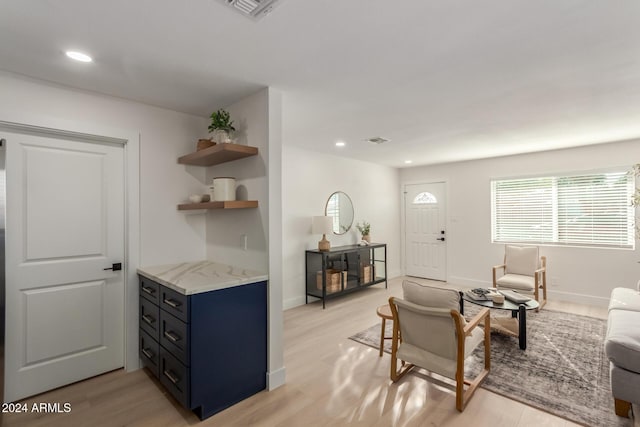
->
xmin=137 ymin=260 xmax=268 ymax=295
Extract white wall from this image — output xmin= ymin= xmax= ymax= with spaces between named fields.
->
xmin=0 ymin=71 xmax=209 ymax=266
xmin=205 ymin=89 xmax=269 ymax=271
xmin=282 ymin=145 xmax=402 ymax=309
xmin=400 ymin=139 xmax=640 ymax=306
xmin=0 ymin=71 xmax=210 ymax=375
xmin=204 ymin=88 xmax=285 ymax=390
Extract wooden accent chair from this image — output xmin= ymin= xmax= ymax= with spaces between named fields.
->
xmin=493 ymin=245 xmax=547 ymax=311
xmin=388 ymin=281 xmax=491 ymax=412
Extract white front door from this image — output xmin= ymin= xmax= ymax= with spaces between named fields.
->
xmin=4 ymin=131 xmax=125 ymax=402
xmin=404 ymin=182 xmax=447 ymax=280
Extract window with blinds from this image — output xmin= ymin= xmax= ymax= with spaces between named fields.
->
xmin=491 ymin=171 xmax=634 ymax=248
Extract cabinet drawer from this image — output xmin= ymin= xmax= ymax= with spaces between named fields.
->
xmin=139 ymin=329 xmax=160 ymax=378
xmin=160 ymin=310 xmax=190 ymax=364
xmin=160 ymin=286 xmax=189 ymax=322
xmin=160 ymin=347 xmax=190 ymax=409
xmin=140 ymin=297 xmax=160 ymax=340
xmin=139 ymin=276 xmax=160 ymax=304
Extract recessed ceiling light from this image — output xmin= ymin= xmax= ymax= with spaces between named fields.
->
xmin=65 ymin=51 xmax=92 ymax=63
xmin=404 ymin=160 xmax=413 ymax=164
xmin=335 ymin=141 xmax=346 ymax=147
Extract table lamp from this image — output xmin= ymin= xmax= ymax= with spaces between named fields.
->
xmin=312 ymin=216 xmax=333 ymax=251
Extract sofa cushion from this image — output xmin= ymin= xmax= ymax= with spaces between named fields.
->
xmin=402 ymin=280 xmax=460 ymax=311
xmin=609 ymin=287 xmax=640 ymax=312
xmin=610 ymin=363 xmax=640 ymax=405
xmin=606 ymin=309 xmax=640 ymax=373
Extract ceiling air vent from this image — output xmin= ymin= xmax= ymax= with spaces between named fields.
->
xmin=220 ymin=0 xmax=283 ymax=20
xmin=366 ymin=137 xmax=390 ymax=145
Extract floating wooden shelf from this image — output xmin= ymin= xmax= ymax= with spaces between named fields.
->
xmin=178 ymin=144 xmax=258 ymax=166
xmin=177 ymin=200 xmax=259 ymax=211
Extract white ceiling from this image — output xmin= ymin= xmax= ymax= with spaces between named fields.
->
xmin=2 ymin=0 xmax=640 ymax=167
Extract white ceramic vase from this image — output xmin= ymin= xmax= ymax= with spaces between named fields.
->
xmin=212 ymin=129 xmax=232 ymax=144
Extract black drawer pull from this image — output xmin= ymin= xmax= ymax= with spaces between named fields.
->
xmin=142 ymin=314 xmax=155 ymax=325
xmin=163 ymin=298 xmax=182 ymax=308
xmin=163 ymin=369 xmax=180 ymax=385
xmin=141 ymin=348 xmax=154 ymax=359
xmin=142 ymin=286 xmax=156 ymax=295
xmin=164 ymin=330 xmax=181 ymax=342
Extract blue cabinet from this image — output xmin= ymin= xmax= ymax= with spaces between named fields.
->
xmin=139 ymin=276 xmax=267 ymax=420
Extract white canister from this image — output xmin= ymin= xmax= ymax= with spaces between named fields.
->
xmin=209 ymin=177 xmax=236 ymax=201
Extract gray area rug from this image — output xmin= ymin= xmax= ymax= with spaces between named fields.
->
xmin=349 ymin=307 xmax=631 ymax=427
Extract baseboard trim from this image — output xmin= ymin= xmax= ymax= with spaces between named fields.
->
xmin=284 ymin=296 xmax=306 ymax=310
xmin=267 ymin=366 xmax=286 ymax=390
xmin=447 ymin=276 xmax=490 ymax=289
xmin=546 ymin=290 xmax=610 ymax=308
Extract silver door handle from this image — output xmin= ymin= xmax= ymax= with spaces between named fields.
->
xmin=141 ymin=348 xmax=154 ymax=359
xmin=164 ymin=330 xmax=181 ymax=342
xmin=163 ymin=369 xmax=180 ymax=385
xmin=142 ymin=314 xmax=155 ymax=325
xmin=141 ymin=286 xmax=155 ymax=295
xmin=163 ymin=298 xmax=181 ymax=308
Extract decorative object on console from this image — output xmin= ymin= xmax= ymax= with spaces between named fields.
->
xmin=208 ymin=109 xmax=235 ymax=144
xmin=356 ymin=221 xmax=371 ymax=243
xmin=312 ymin=216 xmax=333 ymax=252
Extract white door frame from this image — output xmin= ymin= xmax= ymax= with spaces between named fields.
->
xmin=400 ymin=179 xmax=449 ymax=280
xmin=0 ymin=119 xmax=140 ymax=373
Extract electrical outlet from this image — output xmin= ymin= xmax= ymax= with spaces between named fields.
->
xmin=551 ymin=276 xmax=559 ymax=287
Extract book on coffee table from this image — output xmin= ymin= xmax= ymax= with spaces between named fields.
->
xmin=465 ymin=288 xmax=491 ymax=301
xmin=500 ymin=289 xmax=531 ymax=304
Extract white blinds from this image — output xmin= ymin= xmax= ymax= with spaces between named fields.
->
xmin=492 ymin=171 xmax=634 ymax=248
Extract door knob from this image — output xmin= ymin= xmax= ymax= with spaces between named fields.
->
xmin=437 ymin=237 xmax=445 ymax=241
xmin=104 ymin=263 xmax=122 ymax=271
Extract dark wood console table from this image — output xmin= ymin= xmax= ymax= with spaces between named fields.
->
xmin=305 ymin=243 xmax=387 ymax=308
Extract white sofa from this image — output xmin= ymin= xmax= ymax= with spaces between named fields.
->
xmin=605 ymin=284 xmax=640 ymax=418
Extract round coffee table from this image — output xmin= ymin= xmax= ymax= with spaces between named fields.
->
xmin=376 ymin=304 xmax=393 ymax=357
xmin=462 ymin=294 xmax=539 ymax=350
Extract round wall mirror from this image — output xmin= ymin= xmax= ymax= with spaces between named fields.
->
xmin=325 ymin=191 xmax=354 ymax=235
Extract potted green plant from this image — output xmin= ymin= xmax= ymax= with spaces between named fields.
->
xmin=208 ymin=109 xmax=236 ymax=143
xmin=356 ymin=221 xmax=371 ymax=243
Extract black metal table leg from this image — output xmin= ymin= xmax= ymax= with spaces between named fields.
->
xmin=518 ymin=304 xmax=526 ymax=350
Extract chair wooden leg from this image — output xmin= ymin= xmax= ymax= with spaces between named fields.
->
xmin=379 ymin=318 xmax=386 ymax=357
xmin=389 ymin=297 xmax=412 ymax=382
xmin=615 ymin=398 xmax=631 ymax=418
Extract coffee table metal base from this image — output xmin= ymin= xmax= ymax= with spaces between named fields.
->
xmin=489 ymin=305 xmax=527 ymax=349
xmin=462 ymin=294 xmax=537 ymax=350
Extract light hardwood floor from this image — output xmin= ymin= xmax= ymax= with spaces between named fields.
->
xmin=2 ymin=277 xmax=618 ymax=427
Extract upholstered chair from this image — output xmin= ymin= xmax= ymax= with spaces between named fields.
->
xmin=492 ymin=245 xmax=547 ymax=310
xmin=388 ymin=280 xmax=491 ymax=412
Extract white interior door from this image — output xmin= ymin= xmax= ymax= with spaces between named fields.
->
xmin=404 ymin=182 xmax=447 ymax=280
xmin=4 ymin=131 xmax=125 ymax=402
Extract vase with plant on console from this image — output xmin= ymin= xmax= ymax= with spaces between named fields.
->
xmin=357 ymin=221 xmax=371 ymax=243
xmin=208 ymin=109 xmax=235 ymax=144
